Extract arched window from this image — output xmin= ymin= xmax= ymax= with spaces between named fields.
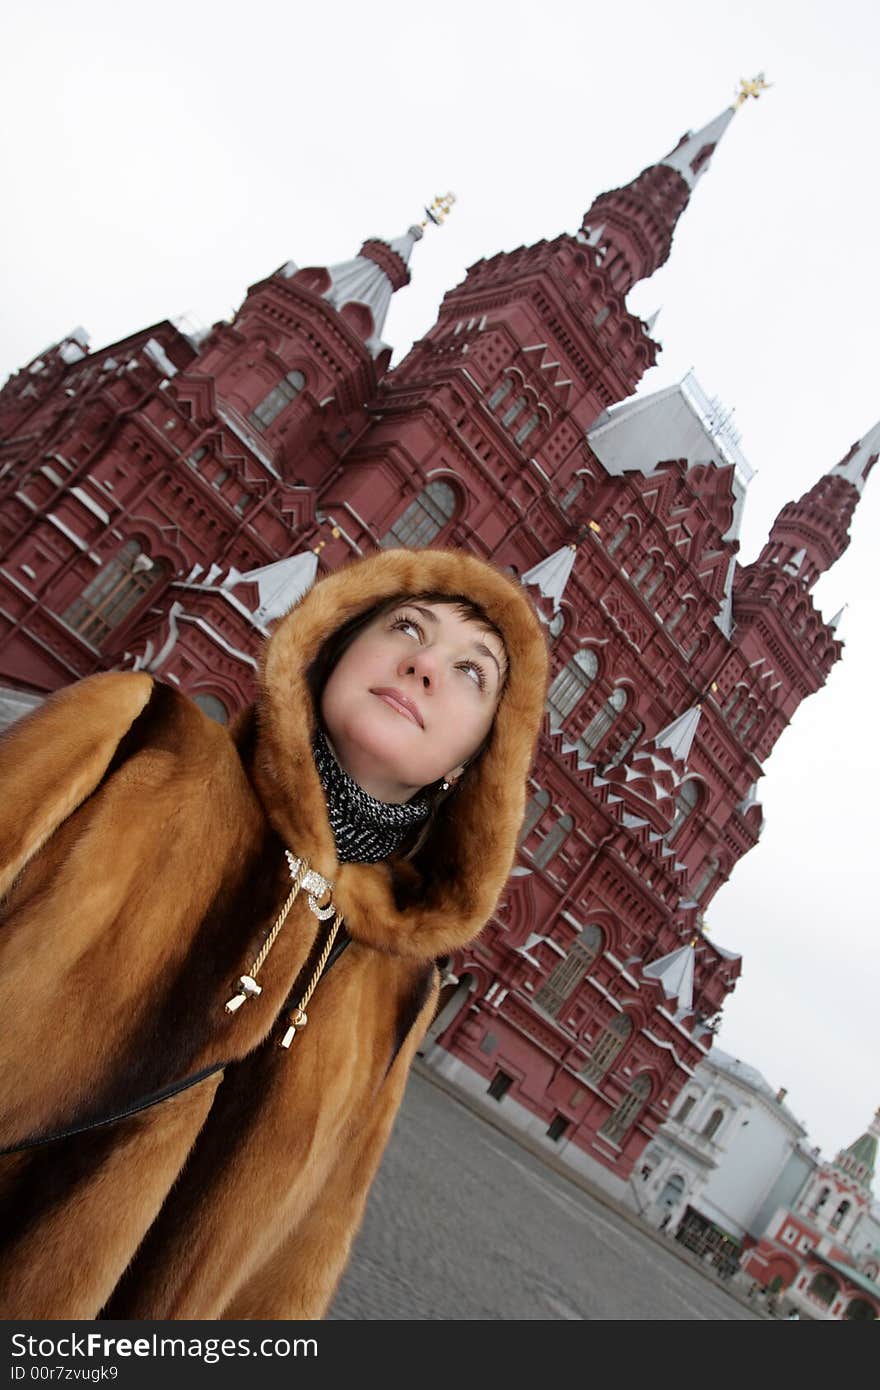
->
xmin=560 ymin=477 xmax=584 ymax=513
xmin=546 ymin=649 xmax=598 ymax=729
xmin=632 ymin=555 xmax=653 ymax=588
xmin=192 ymin=692 xmax=229 ymax=725
xmin=830 ymin=1200 xmax=851 ymax=1232
xmin=674 ymin=1094 xmax=696 ymax=1123
xmin=808 ymin=1271 xmax=838 ymax=1307
xmin=533 ymin=924 xmax=603 ymax=1017
xmin=599 ymin=1073 xmax=651 ymax=1144
xmin=500 ymin=395 xmax=528 ymax=428
xmin=62 ymin=540 xmax=169 ymax=647
xmin=514 ymin=413 xmax=540 ymax=446
xmin=659 ymin=1173 xmax=685 ymax=1208
xmin=692 ymin=856 xmax=719 ymax=901
xmin=581 ymin=1014 xmax=632 ymax=1084
xmin=665 ymin=779 xmax=699 ymax=843
xmin=665 ymin=601 xmax=687 ymax=633
xmin=519 ymin=788 xmax=550 ymax=842
xmin=249 ymin=369 xmax=305 ymax=431
xmin=380 ymin=480 xmax=457 ymax=549
xmin=487 ymin=378 xmax=513 ymax=411
xmin=702 ymin=1108 xmax=724 ymax=1140
xmin=844 ymin=1298 xmax=877 ymax=1321
xmin=810 ymin=1185 xmax=830 ymax=1215
xmin=532 ymin=813 xmax=573 ymax=870
xmin=579 ymin=687 xmax=628 ymax=759
xmin=606 ymin=522 xmax=630 ymax=557
xmin=643 ymin=568 xmax=664 ymax=601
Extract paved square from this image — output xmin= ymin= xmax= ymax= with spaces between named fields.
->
xmin=330 ymin=1072 xmax=759 ymax=1320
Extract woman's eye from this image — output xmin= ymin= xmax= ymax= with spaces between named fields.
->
xmin=391 ymin=615 xmax=423 ymax=640
xmin=459 ymin=661 xmax=486 ymax=691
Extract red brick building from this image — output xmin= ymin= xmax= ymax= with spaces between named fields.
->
xmin=0 ymin=102 xmax=874 ymax=1196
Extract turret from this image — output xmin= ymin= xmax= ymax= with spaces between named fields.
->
xmin=754 ymin=419 xmax=879 ymax=588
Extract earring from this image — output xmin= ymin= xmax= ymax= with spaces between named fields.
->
xmin=440 ymin=779 xmax=450 ymax=791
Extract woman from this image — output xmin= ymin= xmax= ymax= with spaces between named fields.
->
xmin=0 ymin=547 xmax=548 ymax=1319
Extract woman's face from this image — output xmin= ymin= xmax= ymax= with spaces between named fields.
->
xmin=320 ymin=600 xmax=507 ymax=804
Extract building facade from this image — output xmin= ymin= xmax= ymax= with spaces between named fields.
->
xmin=0 ymin=99 xmax=875 ymax=1194
xmin=629 ymin=1049 xmax=812 ymax=1263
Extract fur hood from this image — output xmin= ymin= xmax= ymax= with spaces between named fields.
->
xmin=252 ymin=547 xmax=549 ymax=960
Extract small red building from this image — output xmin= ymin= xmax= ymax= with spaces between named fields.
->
xmin=0 ymin=101 xmax=875 ymax=1195
xmin=743 ymin=1112 xmax=880 ymax=1319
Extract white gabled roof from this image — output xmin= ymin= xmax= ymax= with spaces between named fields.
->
xmin=521 ymin=544 xmax=577 ymax=612
xmin=642 ymin=943 xmax=695 ymax=1011
xmin=222 ymin=550 xmax=318 ymax=623
xmin=587 ymin=371 xmax=753 ymax=523
xmin=654 ymin=705 xmax=701 ymax=764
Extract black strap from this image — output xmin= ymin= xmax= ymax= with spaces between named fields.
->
xmin=0 ymin=930 xmax=355 ymax=1159
xmin=0 ymin=1061 xmax=228 ymax=1157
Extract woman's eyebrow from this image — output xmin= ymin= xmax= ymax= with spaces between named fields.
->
xmin=472 ymin=640 xmax=502 ymax=680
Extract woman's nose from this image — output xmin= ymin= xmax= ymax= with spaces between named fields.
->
xmin=399 ymin=648 xmax=439 ymax=689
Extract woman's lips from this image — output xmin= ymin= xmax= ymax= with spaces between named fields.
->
xmin=370 ymin=688 xmax=424 ymax=727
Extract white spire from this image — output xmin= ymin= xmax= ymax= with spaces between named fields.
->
xmin=659 ymin=108 xmax=735 ymax=190
xmin=828 ymin=604 xmax=846 ymax=632
xmin=642 ymin=943 xmax=695 ymax=1011
xmin=222 ymin=550 xmax=318 ymax=623
xmin=830 ymin=419 xmax=880 ymax=495
xmin=654 ymin=705 xmax=701 ymax=765
xmin=644 ymin=307 xmax=662 ymax=335
xmin=521 ymin=544 xmax=577 ymax=612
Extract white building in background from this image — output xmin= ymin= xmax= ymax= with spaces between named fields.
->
xmin=628 ymin=1047 xmax=814 ymax=1272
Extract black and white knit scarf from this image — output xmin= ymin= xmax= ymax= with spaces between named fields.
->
xmin=312 ymin=728 xmax=431 ymax=864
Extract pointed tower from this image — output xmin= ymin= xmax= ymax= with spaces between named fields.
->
xmin=188 ymin=217 xmax=430 ymax=488
xmin=581 ymin=107 xmax=736 ymax=293
xmin=753 ymin=420 xmax=879 ymax=587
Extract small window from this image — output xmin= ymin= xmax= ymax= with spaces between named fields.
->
xmin=581 ymin=1014 xmax=632 ymax=1084
xmin=380 ymin=480 xmax=457 ymax=549
xmin=702 ymin=1108 xmax=724 ymax=1140
xmin=487 ymin=378 xmax=514 ymax=411
xmin=533 ymin=924 xmax=603 ymax=1016
xmin=674 ymin=1094 xmax=696 ymax=1123
xmin=519 ymin=788 xmax=550 ymax=842
xmin=62 ymin=541 xmax=168 ymax=648
xmin=249 ymin=369 xmax=306 ymax=431
xmin=531 ymin=813 xmax=573 ymax=870
xmin=599 ymin=1074 xmax=651 ymax=1144
xmin=487 ymin=1070 xmax=513 ymax=1102
xmin=578 ymin=686 xmax=628 ymax=760
xmin=514 ymin=413 xmax=540 ymax=445
xmin=546 ymin=648 xmax=598 ymax=729
xmin=547 ymin=1115 xmax=569 ymax=1142
xmin=606 ymin=522 xmax=630 ymax=557
xmin=665 ymin=779 xmax=699 ymax=843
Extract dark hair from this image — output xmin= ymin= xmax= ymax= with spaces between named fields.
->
xmin=306 ymin=591 xmax=508 ymax=856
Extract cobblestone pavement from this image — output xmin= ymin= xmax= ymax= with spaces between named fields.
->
xmin=330 ymin=1072 xmax=759 ymax=1321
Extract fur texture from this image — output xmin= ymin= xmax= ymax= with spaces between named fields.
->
xmin=0 ymin=549 xmax=548 ymax=1319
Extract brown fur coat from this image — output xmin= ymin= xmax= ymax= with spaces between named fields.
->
xmin=0 ymin=548 xmax=547 ymax=1320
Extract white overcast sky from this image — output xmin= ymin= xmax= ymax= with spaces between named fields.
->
xmin=2 ymin=0 xmax=877 ymax=1161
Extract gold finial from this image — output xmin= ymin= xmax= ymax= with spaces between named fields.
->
xmin=734 ymin=72 xmax=772 ymax=109
xmin=420 ymin=193 xmax=457 ymax=229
